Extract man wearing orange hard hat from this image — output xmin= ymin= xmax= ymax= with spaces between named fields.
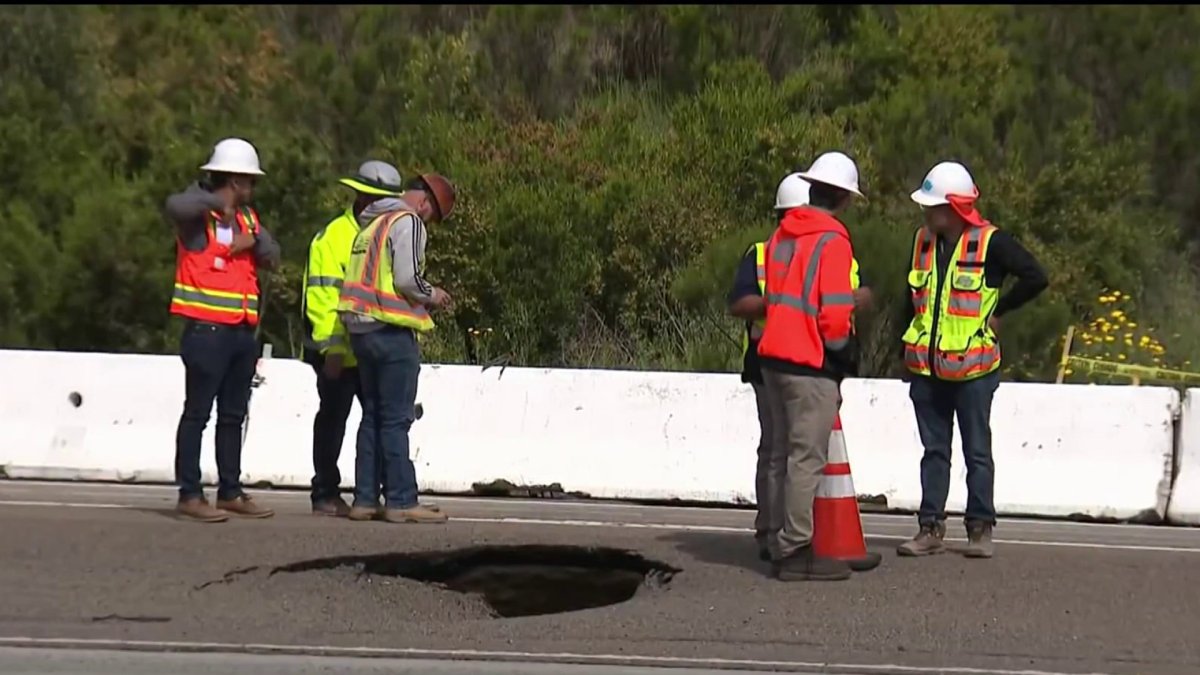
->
xmin=896 ymin=161 xmax=1047 ymax=560
xmin=336 ymin=173 xmax=457 ymax=525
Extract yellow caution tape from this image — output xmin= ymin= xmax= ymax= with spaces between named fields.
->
xmin=1066 ymin=356 xmax=1200 ymax=386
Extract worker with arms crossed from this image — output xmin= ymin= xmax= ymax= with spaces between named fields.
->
xmin=164 ymin=138 xmax=282 ymax=523
xmin=756 ymin=152 xmax=866 ymax=582
xmin=728 ymin=172 xmax=875 ymax=564
xmin=336 ymin=173 xmax=457 ymax=524
xmin=896 ymin=161 xmax=1048 ymax=559
xmin=302 ymin=161 xmax=407 ymax=517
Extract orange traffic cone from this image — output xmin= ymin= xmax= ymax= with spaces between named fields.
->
xmin=812 ymin=412 xmax=881 ymax=572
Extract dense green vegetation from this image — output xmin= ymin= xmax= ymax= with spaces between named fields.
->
xmin=3 ymin=5 xmax=1198 ymax=381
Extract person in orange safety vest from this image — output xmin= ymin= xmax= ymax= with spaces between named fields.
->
xmin=164 ymin=138 xmax=281 ymax=524
xmin=757 ymin=151 xmax=866 ymax=583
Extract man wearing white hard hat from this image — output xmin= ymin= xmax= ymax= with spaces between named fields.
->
xmin=896 ymin=161 xmax=1047 ymax=559
xmin=728 ymin=171 xmax=873 ymax=564
xmin=164 ymin=138 xmax=281 ymax=523
xmin=755 ymin=152 xmax=865 ymax=581
xmin=301 ymin=160 xmax=406 ymax=517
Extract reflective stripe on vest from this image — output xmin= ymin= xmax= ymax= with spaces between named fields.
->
xmin=169 ymin=207 xmax=261 ymax=326
xmin=764 ymin=233 xmax=855 ymax=319
xmin=301 ymin=209 xmax=360 ymax=365
xmin=336 ymin=210 xmax=435 ymax=332
xmin=741 ymin=241 xmax=863 ymax=359
xmin=901 ymin=225 xmax=1000 ymax=381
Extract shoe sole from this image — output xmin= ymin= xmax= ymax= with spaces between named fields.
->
xmin=177 ymin=512 xmax=228 ymax=523
xmin=228 ymin=512 xmax=275 ymax=519
xmin=896 ymin=546 xmax=945 ymax=557
xmin=312 ymin=509 xmax=350 ymax=518
xmin=962 ymin=550 xmax=994 ymax=559
xmin=383 ymin=514 xmax=449 ymax=524
xmin=219 ymin=508 xmax=275 ymax=519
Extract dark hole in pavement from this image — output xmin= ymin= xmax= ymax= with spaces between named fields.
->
xmin=271 ymin=544 xmax=680 ymax=618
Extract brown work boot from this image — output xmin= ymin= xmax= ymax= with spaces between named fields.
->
xmin=176 ymin=497 xmax=228 ymax=523
xmin=383 ymin=504 xmax=449 ymax=524
xmin=348 ymin=504 xmax=381 ymax=521
xmin=312 ymin=496 xmax=352 ymax=518
xmin=897 ymin=521 xmax=947 ymax=556
xmin=962 ymin=521 xmax=995 ymax=559
xmin=776 ymin=545 xmax=851 ymax=582
xmin=216 ymin=494 xmax=274 ymax=519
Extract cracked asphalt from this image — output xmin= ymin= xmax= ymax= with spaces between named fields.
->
xmin=2 ymin=481 xmax=1199 ymax=674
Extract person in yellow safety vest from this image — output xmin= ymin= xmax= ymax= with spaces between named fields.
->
xmin=302 ymin=160 xmax=406 ymax=517
xmin=896 ymin=161 xmax=1047 ymax=560
xmin=336 ymin=173 xmax=457 ymax=525
xmin=727 ymin=172 xmax=873 ymax=564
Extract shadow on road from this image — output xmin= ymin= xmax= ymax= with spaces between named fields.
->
xmin=131 ymin=507 xmax=185 ymax=522
xmin=657 ymin=531 xmax=771 ymax=576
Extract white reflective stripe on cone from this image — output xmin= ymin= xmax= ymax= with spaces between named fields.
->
xmin=815 ymin=473 xmax=856 ymax=500
xmin=827 ymin=429 xmax=849 ymax=465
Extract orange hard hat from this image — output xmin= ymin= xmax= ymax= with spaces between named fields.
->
xmin=417 ymin=173 xmax=456 ymax=222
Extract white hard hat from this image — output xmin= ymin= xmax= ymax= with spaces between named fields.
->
xmin=774 ymin=173 xmax=811 ymax=209
xmin=911 ymin=161 xmax=976 ymax=207
xmin=796 ymin=151 xmax=864 ymax=198
xmin=200 ymin=138 xmax=265 ymax=176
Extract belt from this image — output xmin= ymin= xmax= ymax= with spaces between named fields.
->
xmin=186 ymin=319 xmax=254 ymax=332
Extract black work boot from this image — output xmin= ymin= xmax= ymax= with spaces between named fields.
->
xmin=776 ymin=545 xmax=852 ymax=582
xmin=755 ymin=531 xmax=771 ymax=562
xmin=896 ymin=521 xmax=947 ymax=557
xmin=963 ymin=520 xmax=995 ymax=559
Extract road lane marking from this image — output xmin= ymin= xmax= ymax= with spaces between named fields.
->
xmin=4 ymin=480 xmax=1198 ymax=538
xmin=0 ymin=637 xmax=1119 ymax=675
xmin=2 ymin=499 xmax=1200 ymax=553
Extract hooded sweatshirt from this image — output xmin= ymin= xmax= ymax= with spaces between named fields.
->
xmin=757 ymin=207 xmax=858 ymax=381
xmin=341 ymin=197 xmax=436 ymax=333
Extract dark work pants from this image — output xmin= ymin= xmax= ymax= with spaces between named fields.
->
xmin=349 ymin=326 xmax=422 ymax=509
xmin=307 ymin=353 xmax=361 ymax=504
xmin=909 ymin=370 xmax=1000 ymax=526
xmin=175 ymin=320 xmax=259 ymax=501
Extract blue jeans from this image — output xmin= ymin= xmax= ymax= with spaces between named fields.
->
xmin=349 ymin=326 xmax=421 ymax=509
xmin=909 ymin=371 xmax=1000 ymax=526
xmin=175 ymin=320 xmax=258 ymax=501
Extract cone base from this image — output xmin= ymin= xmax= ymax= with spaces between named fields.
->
xmin=840 ymin=551 xmax=882 ymax=572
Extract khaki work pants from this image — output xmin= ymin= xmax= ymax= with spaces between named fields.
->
xmin=750 ymin=382 xmax=777 ymax=543
xmin=762 ymin=369 xmax=839 ymax=559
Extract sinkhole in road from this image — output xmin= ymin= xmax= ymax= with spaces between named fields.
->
xmin=271 ymin=544 xmax=681 ymax=618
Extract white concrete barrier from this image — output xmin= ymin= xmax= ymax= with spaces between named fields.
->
xmin=0 ymin=349 xmax=1181 ymax=521
xmin=840 ymin=379 xmax=1178 ymax=521
xmin=1166 ymin=389 xmax=1200 ymax=524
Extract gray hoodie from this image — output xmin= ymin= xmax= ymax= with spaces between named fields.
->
xmin=342 ymin=197 xmax=435 ymax=333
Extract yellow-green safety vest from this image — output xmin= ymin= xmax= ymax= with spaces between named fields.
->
xmin=901 ymin=225 xmax=1001 ymax=381
xmin=740 ymin=242 xmax=862 ymax=359
xmin=337 ymin=209 xmax=436 ymax=333
xmin=301 ymin=208 xmax=359 ymax=366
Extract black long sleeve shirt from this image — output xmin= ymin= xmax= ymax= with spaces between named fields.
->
xmin=897 ymin=227 xmax=1048 ymax=360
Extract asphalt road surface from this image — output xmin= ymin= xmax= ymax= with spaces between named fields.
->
xmin=2 ymin=481 xmax=1200 ymax=675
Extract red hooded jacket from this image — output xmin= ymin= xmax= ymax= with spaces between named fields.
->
xmin=757 ymin=207 xmax=856 ymax=380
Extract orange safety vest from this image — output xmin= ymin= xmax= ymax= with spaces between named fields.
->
xmin=169 ymin=207 xmax=261 ymax=326
xmin=336 ymin=210 xmax=435 ymax=332
xmin=757 ymin=209 xmax=856 ymax=371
